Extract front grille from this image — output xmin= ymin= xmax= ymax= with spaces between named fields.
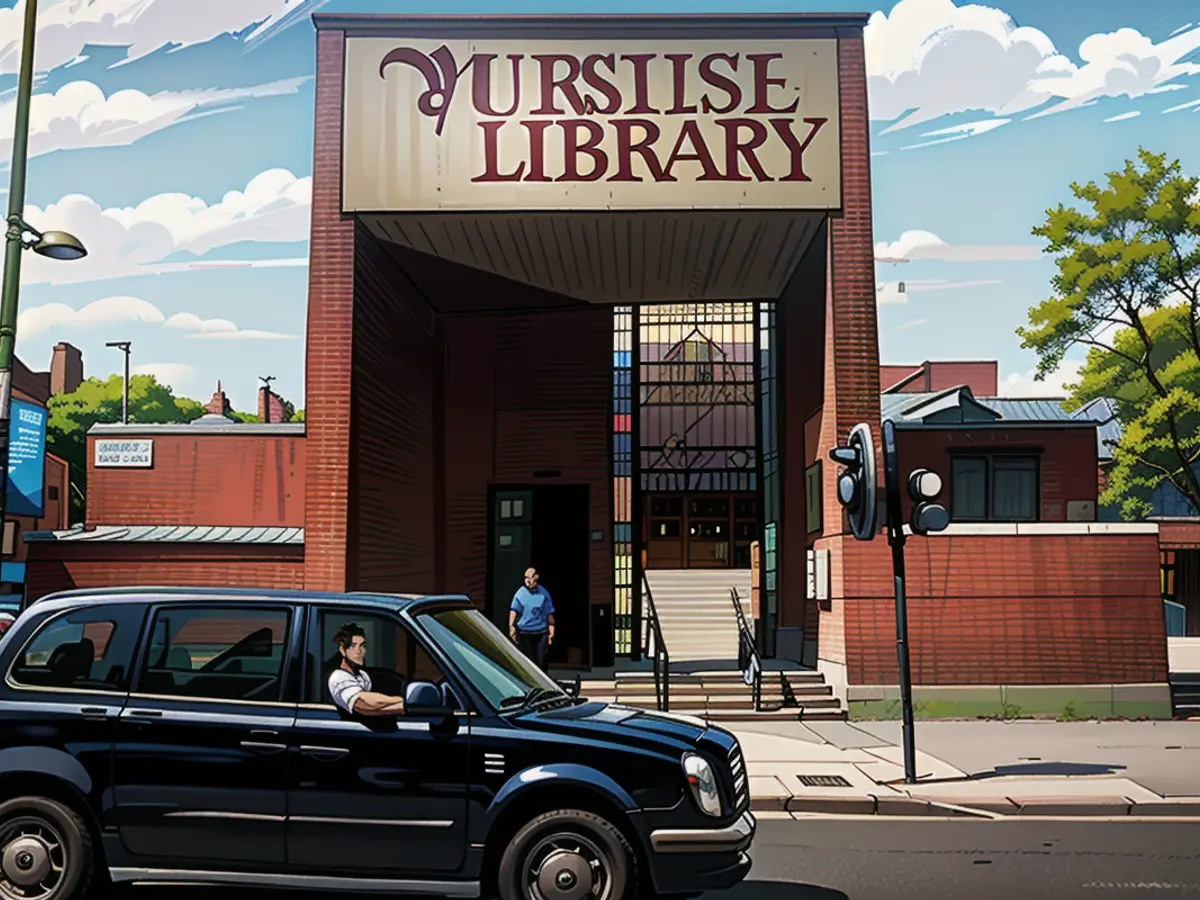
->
xmin=728 ymin=743 xmax=748 ymax=811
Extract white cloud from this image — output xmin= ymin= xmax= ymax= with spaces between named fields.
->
xmin=1163 ymin=97 xmax=1200 ymax=113
xmin=876 ymin=277 xmax=1002 ymax=305
xmin=0 ymin=77 xmax=309 ymax=165
xmin=875 ymin=230 xmax=1041 ymax=262
xmin=1103 ymin=110 xmax=1142 ymax=123
xmin=17 ymin=295 xmax=296 ymax=341
xmin=164 ymin=312 xmax=296 ymax=341
xmin=17 ymin=295 xmax=163 ymax=339
xmin=865 ymin=0 xmax=1200 ymax=132
xmin=0 ymin=0 xmax=332 ymax=75
xmin=998 ymin=359 xmax=1084 ymax=398
xmin=21 ymin=168 xmax=312 ymax=286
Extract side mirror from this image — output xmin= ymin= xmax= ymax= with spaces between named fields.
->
xmin=405 ymin=680 xmax=448 ymax=716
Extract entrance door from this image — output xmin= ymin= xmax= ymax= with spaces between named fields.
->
xmin=487 ymin=485 xmax=590 ymax=668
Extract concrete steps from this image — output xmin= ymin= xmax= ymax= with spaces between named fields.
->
xmin=644 ymin=569 xmax=752 ymax=663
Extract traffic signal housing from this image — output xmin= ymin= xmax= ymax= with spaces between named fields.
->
xmin=908 ymin=468 xmax=950 ymax=535
xmin=829 ymin=423 xmax=877 ymax=541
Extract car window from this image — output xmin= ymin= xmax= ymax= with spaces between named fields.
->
xmin=307 ymin=608 xmax=445 ymax=706
xmin=9 ymin=604 xmax=147 ymax=693
xmin=137 ymin=606 xmax=291 ymax=703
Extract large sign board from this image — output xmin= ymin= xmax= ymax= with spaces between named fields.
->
xmin=343 ymin=38 xmax=842 ymax=212
xmin=6 ymin=400 xmax=47 ymax=518
xmin=94 ymin=439 xmax=154 ymax=468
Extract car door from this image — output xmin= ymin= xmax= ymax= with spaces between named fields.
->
xmin=0 ymin=601 xmax=148 ymax=830
xmin=111 ymin=601 xmax=299 ymax=865
xmin=286 ymin=605 xmax=471 ymax=875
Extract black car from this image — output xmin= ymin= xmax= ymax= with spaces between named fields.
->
xmin=0 ymin=587 xmax=755 ymax=900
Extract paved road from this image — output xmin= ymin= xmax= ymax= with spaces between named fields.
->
xmin=116 ymin=819 xmax=1200 ymax=900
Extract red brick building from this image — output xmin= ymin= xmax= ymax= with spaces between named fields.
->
xmin=21 ymin=13 xmax=1179 ymax=718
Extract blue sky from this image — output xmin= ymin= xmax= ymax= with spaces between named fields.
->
xmin=3 ymin=0 xmax=1199 ymax=411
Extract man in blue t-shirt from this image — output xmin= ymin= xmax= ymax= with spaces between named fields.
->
xmin=509 ymin=567 xmax=555 ymax=671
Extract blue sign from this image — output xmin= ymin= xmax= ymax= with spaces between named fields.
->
xmin=6 ymin=399 xmax=47 ymax=518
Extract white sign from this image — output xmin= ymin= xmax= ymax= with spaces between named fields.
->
xmin=343 ymin=37 xmax=842 ymax=212
xmin=94 ymin=439 xmax=154 ymax=468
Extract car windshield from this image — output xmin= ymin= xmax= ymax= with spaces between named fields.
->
xmin=416 ymin=607 xmax=564 ymax=711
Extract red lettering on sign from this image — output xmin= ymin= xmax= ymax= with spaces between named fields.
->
xmin=472 ymin=120 xmax=524 ymax=182
xmin=698 ymin=53 xmax=741 ymax=114
xmin=746 ymin=53 xmax=799 ymax=114
xmin=665 ymin=54 xmax=697 ymax=115
xmin=661 ymin=120 xmax=721 ymax=182
xmin=771 ymin=117 xmax=828 ymax=182
xmin=532 ymin=54 xmax=586 ymax=115
xmin=580 ymin=54 xmax=622 ymax=115
xmin=522 ymin=119 xmax=554 ymax=182
xmin=471 ymin=53 xmax=522 ymax=117
xmin=557 ymin=119 xmax=608 ymax=182
xmin=609 ymin=119 xmax=665 ymax=182
xmin=619 ymin=54 xmax=659 ymax=114
xmin=717 ymin=118 xmax=772 ymax=182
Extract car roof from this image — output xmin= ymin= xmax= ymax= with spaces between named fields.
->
xmin=28 ymin=586 xmax=473 ymax=615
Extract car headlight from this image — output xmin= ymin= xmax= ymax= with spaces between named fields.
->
xmin=682 ymin=752 xmax=722 ymax=817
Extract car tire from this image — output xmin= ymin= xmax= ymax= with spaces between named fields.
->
xmin=0 ymin=795 xmax=95 ymax=900
xmin=497 ymin=808 xmax=636 ymax=900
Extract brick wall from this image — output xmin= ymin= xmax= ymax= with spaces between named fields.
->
xmin=349 ymin=225 xmax=438 ymax=592
xmin=86 ymin=434 xmax=305 ymax=527
xmin=820 ymin=531 xmax=1168 ymax=685
xmin=896 ymin=426 xmax=1098 ymax=522
xmin=26 ymin=543 xmax=304 ymax=603
xmin=442 ymin=307 xmax=613 ymax=609
xmin=304 ymin=27 xmax=356 ymax=592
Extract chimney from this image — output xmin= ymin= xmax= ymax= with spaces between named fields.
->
xmin=258 ymin=386 xmax=285 ymax=424
xmin=50 ymin=342 xmax=83 ymax=395
xmin=205 ymin=381 xmax=232 ymax=417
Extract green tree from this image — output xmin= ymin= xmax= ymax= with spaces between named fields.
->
xmin=229 ymin=411 xmax=262 ymax=423
xmin=47 ymin=375 xmax=206 ymax=523
xmin=290 ymin=409 xmax=304 ymax=423
xmin=1018 ymin=149 xmax=1200 ymax=518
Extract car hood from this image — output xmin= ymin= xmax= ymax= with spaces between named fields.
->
xmin=514 ymin=700 xmax=708 ymax=751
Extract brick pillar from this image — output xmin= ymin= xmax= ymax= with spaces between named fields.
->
xmin=819 ymin=32 xmax=882 ymax=540
xmin=304 ymin=27 xmax=356 ymax=592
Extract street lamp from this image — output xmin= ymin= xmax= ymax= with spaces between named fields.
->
xmin=0 ymin=0 xmax=88 ymax=592
xmin=106 ymin=342 xmax=132 ymax=424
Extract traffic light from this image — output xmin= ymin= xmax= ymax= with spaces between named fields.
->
xmin=829 ymin=423 xmax=877 ymax=541
xmin=908 ymin=468 xmax=950 ymax=535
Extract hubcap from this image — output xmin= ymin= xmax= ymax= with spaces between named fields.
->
xmin=526 ymin=831 xmax=611 ymax=900
xmin=2 ymin=837 xmax=51 ymax=887
xmin=0 ymin=817 xmax=67 ymax=900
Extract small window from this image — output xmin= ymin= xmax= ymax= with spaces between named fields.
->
xmin=306 ymin=609 xmax=446 ymax=709
xmin=10 ymin=604 xmax=147 ymax=692
xmin=48 ymin=486 xmax=59 ymax=501
xmin=804 ymin=463 xmax=823 ymax=534
xmin=137 ymin=607 xmax=290 ymax=703
xmin=951 ymin=455 xmax=1039 ymax=522
xmin=951 ymin=457 xmax=988 ymax=520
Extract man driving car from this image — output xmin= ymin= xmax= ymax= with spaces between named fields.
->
xmin=328 ymin=622 xmax=408 ymax=716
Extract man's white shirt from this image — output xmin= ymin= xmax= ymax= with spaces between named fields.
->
xmin=328 ymin=666 xmax=372 ymax=714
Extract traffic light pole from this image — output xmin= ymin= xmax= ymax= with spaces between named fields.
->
xmin=881 ymin=419 xmax=918 ymax=785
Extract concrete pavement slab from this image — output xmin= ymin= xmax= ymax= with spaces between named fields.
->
xmin=801 ymin=720 xmax=894 ymax=749
xmin=735 ymin=730 xmax=880 ymax=764
xmin=858 ymin=744 xmax=968 ymax=781
xmin=748 ymin=775 xmax=791 ymax=811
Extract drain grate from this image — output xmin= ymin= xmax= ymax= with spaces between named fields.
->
xmin=796 ymin=774 xmax=853 ymax=788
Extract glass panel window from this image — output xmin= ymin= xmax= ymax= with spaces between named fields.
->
xmin=10 ymin=604 xmax=146 ymax=692
xmin=992 ymin=456 xmax=1038 ymax=521
xmin=805 ymin=463 xmax=822 ymax=534
xmin=951 ymin=457 xmax=988 ymax=520
xmin=138 ymin=607 xmax=289 ymax=703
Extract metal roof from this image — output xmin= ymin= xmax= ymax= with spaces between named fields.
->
xmin=89 ymin=422 xmax=304 ymax=436
xmin=978 ymin=398 xmax=1071 ymax=421
xmin=22 ymin=525 xmax=304 ymax=544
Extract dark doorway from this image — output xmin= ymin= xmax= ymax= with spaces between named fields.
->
xmin=487 ymin=485 xmax=591 ymax=669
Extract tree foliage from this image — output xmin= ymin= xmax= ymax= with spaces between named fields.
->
xmin=1018 ymin=149 xmax=1200 ymax=518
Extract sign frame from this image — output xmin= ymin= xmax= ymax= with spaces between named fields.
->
xmin=94 ymin=439 xmax=155 ymax=469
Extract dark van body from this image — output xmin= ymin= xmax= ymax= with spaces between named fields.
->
xmin=0 ymin=587 xmax=754 ymax=900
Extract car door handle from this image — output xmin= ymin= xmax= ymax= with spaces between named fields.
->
xmin=125 ymin=709 xmax=164 ymax=720
xmin=79 ymin=706 xmax=111 ymax=719
xmin=241 ymin=741 xmax=288 ymax=755
xmin=300 ymin=745 xmax=349 ymax=761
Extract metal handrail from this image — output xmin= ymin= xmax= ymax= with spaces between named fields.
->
xmin=731 ymin=587 xmax=762 ymax=712
xmin=642 ymin=573 xmax=670 ymax=712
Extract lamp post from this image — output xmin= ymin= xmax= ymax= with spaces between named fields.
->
xmin=106 ymin=342 xmax=132 ymax=424
xmin=0 ymin=0 xmax=88 ymax=584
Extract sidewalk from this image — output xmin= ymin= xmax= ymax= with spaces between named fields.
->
xmin=718 ymin=718 xmax=1200 ymax=818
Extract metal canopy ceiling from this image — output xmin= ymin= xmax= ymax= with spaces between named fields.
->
xmin=361 ymin=211 xmax=824 ymax=304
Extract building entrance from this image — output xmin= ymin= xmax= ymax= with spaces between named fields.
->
xmin=644 ymin=493 xmax=759 ymax=569
xmin=487 ymin=485 xmax=591 ymax=668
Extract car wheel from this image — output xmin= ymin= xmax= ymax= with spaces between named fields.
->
xmin=0 ymin=796 xmax=95 ymax=900
xmin=498 ymin=808 xmax=636 ymax=900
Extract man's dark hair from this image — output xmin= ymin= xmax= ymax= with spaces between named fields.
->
xmin=333 ymin=622 xmax=366 ymax=650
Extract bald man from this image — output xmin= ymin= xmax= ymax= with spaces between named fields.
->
xmin=509 ymin=567 xmax=555 ymax=671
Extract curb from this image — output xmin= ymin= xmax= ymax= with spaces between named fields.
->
xmin=751 ymin=794 xmax=1200 ymax=818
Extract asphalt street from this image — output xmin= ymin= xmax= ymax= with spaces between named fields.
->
xmin=113 ymin=819 xmax=1200 ymax=900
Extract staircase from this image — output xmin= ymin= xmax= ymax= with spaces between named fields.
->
xmin=1170 ymin=673 xmax=1200 ymax=718
xmin=645 ymin=569 xmax=753 ymax=662
xmin=578 ymin=668 xmax=846 ymax=721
